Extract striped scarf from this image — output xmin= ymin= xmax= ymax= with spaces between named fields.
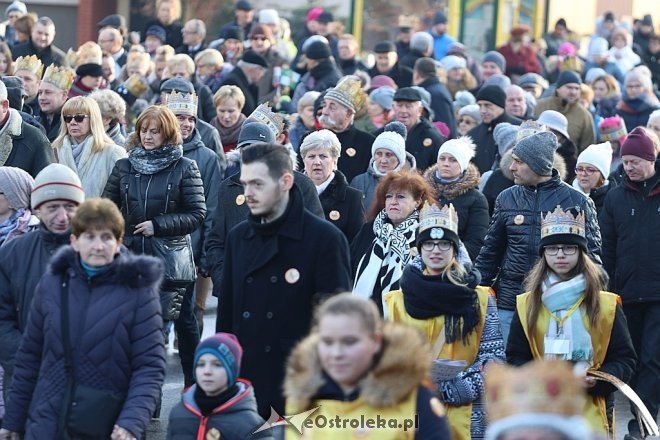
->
xmin=353 ymin=209 xmax=419 ymax=316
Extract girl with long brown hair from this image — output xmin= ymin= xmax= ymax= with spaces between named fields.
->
xmin=507 ymin=206 xmax=636 ymax=435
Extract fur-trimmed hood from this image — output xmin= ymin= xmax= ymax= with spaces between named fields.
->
xmin=424 ymin=162 xmax=481 ymax=200
xmin=49 ymin=245 xmax=164 ymax=290
xmin=498 ymin=150 xmax=567 ymax=181
xmin=284 ymin=321 xmax=431 ymax=411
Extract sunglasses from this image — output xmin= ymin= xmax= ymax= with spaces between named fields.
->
xmin=63 ymin=114 xmax=88 ymax=124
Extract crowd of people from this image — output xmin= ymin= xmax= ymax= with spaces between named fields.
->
xmin=0 ymin=0 xmax=658 ymax=438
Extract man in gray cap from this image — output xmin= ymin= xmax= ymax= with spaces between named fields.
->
xmin=0 ymin=163 xmax=84 ymax=398
xmin=475 ymin=130 xmax=602 ymax=342
xmin=160 ymin=77 xmax=225 ymax=162
xmin=535 ymin=70 xmax=595 ymax=151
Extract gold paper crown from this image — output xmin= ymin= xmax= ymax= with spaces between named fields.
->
xmin=70 ymin=41 xmax=103 ymax=67
xmin=485 ymin=360 xmax=586 ymax=422
xmin=325 ymin=77 xmax=367 ymax=113
xmin=124 ymin=74 xmax=148 ymax=97
xmin=41 ymin=64 xmax=74 ymax=92
xmin=246 ymin=103 xmax=285 ymax=138
xmin=516 ymin=119 xmax=546 ymax=143
xmin=164 ymin=90 xmax=199 ymax=116
xmin=541 ymin=205 xmax=586 ymax=240
xmin=419 ymin=202 xmax=458 ymax=235
xmin=13 ymin=55 xmax=43 ymax=78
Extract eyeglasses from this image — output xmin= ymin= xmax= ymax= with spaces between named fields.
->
xmin=544 ymin=245 xmax=578 ymax=256
xmin=63 ymin=114 xmax=88 ymax=124
xmin=575 ymin=166 xmax=599 ymax=175
xmin=421 ymin=240 xmax=452 ymax=252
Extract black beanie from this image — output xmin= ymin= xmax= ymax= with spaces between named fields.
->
xmin=416 ymin=226 xmax=460 ymax=253
xmin=305 ymin=40 xmax=331 ymax=60
xmin=476 ymin=85 xmax=506 ymax=109
xmin=75 ymin=63 xmax=104 ymax=78
xmin=556 ymin=70 xmax=581 ymax=89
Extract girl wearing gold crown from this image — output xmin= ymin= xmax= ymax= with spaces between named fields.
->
xmin=507 ymin=206 xmax=636 ymax=435
xmin=284 ymin=293 xmax=452 ymax=439
xmin=384 ymin=202 xmax=505 ymax=440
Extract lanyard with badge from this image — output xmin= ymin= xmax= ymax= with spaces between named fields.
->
xmin=543 ymin=296 xmax=584 ymax=360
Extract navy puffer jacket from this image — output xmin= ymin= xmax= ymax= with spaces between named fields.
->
xmin=2 ymin=247 xmax=166 ymax=439
xmin=475 ymin=171 xmax=602 ymax=310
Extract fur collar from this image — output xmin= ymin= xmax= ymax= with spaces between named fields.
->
xmin=0 ymin=109 xmax=24 ymax=166
xmin=424 ymin=162 xmax=481 ymax=200
xmin=284 ymin=322 xmax=431 ymax=411
xmin=49 ymin=245 xmax=164 ymax=290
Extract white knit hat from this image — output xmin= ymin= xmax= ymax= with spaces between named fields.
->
xmin=372 ymin=131 xmax=406 ymax=169
xmin=441 ymin=55 xmax=466 ymax=72
xmin=576 ymin=141 xmax=613 ymax=178
xmin=438 ymin=136 xmax=476 ymax=173
xmin=258 ymin=9 xmax=280 ymax=25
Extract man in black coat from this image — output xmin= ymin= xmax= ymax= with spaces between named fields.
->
xmin=0 ymin=164 xmax=84 ymax=398
xmin=399 ymin=31 xmax=433 ymax=71
xmin=367 ymin=40 xmax=412 ymax=88
xmin=216 ymin=143 xmax=351 ymax=417
xmin=37 ymin=64 xmax=73 ymax=142
xmin=413 ymin=57 xmax=457 ymax=138
xmin=599 ymin=128 xmax=660 ymax=440
xmin=11 ymin=17 xmax=66 ymax=67
xmin=475 ymin=131 xmax=602 ymax=344
xmin=390 ymin=87 xmax=445 ymax=171
xmin=175 ymin=19 xmax=207 ymax=59
xmin=319 ymin=78 xmax=375 ymax=182
xmin=218 ymin=50 xmax=267 ymax=116
xmin=0 ymin=82 xmax=53 ymax=176
xmin=290 ymin=40 xmax=342 ymax=110
xmin=468 ymin=85 xmax=522 ymax=173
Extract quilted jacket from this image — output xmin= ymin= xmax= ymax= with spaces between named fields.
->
xmin=475 ymin=171 xmax=602 ymax=310
xmin=2 ymin=247 xmax=166 ymax=439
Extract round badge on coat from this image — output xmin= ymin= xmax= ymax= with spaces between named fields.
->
xmin=205 ymin=427 xmax=221 ymax=440
xmin=346 ymin=147 xmax=356 ymax=157
xmin=329 ymin=210 xmax=340 ymax=221
xmin=514 ymin=214 xmax=524 ymax=225
xmin=285 ymin=268 xmax=300 ymax=284
xmin=423 ymin=138 xmax=433 ymax=147
xmin=236 ymin=194 xmax=246 ymax=205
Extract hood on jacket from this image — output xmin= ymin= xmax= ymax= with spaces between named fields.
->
xmin=284 ymin=321 xmax=431 ymax=411
xmin=182 ymin=128 xmax=204 ymax=152
xmin=498 ymin=149 xmax=567 ymax=181
xmin=424 ymin=162 xmax=481 ymax=200
xmin=181 ymin=379 xmax=257 ymax=416
xmin=49 ymin=245 xmax=164 ymax=290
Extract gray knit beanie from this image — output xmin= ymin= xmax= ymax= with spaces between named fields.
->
xmin=512 ymin=131 xmax=558 ymax=176
xmin=493 ymin=123 xmax=519 ymax=156
xmin=482 ymin=51 xmax=506 ymax=73
xmin=0 ymin=166 xmax=34 ymax=210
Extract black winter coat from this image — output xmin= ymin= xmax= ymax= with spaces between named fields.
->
xmin=424 ymin=164 xmax=489 ymax=261
xmin=2 ymin=247 xmax=166 ymax=439
xmin=11 ymin=40 xmax=66 ymax=67
xmin=2 ymin=112 xmax=54 ymax=177
xmin=219 ymin=67 xmax=259 ymax=116
xmin=0 ymin=225 xmax=69 ymax=382
xmin=291 ymin=59 xmax=342 ymax=109
xmin=197 ymin=119 xmax=226 ymax=174
xmin=102 ymin=150 xmax=206 ymax=257
xmin=206 ymin=172 xmax=324 ymax=294
xmin=475 ymin=171 xmax=602 ymax=310
xmin=600 ymin=164 xmax=660 ymax=303
xmin=39 ymin=110 xmax=62 ymax=142
xmin=468 ymin=113 xmax=523 ymax=173
xmin=507 ymin=301 xmax=636 ymax=398
xmin=319 ymin=170 xmax=365 ymax=242
xmin=404 ymin=118 xmax=445 ymax=171
xmin=216 ymin=186 xmax=351 ymax=416
xmin=419 ymin=77 xmax=457 ymax=138
xmin=366 ymin=63 xmax=413 ymax=88
xmin=335 ymin=125 xmax=376 ymax=182
xmin=193 ymin=75 xmax=218 ymax=123
xmin=183 ymin=129 xmax=223 ymax=269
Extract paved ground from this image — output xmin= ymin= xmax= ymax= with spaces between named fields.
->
xmin=144 ymin=294 xmax=643 ymax=439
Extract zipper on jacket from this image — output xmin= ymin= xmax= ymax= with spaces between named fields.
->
xmin=164 ymin=183 xmax=172 ymax=214
xmin=196 ymin=416 xmax=209 ymax=440
xmin=530 ymin=188 xmax=539 ymax=258
xmin=141 ymin=175 xmax=153 ymax=254
xmin=123 ymin=183 xmax=130 ymax=216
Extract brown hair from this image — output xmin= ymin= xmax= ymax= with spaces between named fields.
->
xmin=0 ymin=42 xmax=13 ymax=74
xmin=366 ymin=169 xmax=433 ymax=221
xmin=71 ymin=198 xmax=125 ymax=239
xmin=131 ymin=105 xmax=182 ymax=149
xmin=314 ymin=292 xmax=381 ymax=336
xmin=14 ymin=13 xmax=37 ymax=38
xmin=592 ymin=74 xmax=621 ymax=99
xmin=523 ymin=249 xmax=603 ymax=347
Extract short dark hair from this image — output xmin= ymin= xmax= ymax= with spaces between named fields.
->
xmin=241 ymin=142 xmax=293 ymax=181
xmin=71 ymin=198 xmax=125 ymax=239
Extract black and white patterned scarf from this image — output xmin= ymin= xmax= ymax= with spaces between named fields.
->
xmin=128 ymin=143 xmax=183 ymax=175
xmin=353 ymin=209 xmax=419 ymax=316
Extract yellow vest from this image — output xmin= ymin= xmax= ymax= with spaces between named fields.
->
xmin=285 ymin=388 xmax=418 ymax=439
xmin=515 ymin=291 xmax=619 ymax=434
xmin=384 ymin=286 xmax=491 ymax=440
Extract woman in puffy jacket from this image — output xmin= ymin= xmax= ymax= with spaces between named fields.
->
xmin=103 ymin=105 xmax=206 ymax=332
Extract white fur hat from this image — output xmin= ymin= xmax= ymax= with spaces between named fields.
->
xmin=576 ymin=141 xmax=613 ymax=178
xmin=372 ymin=124 xmax=407 ymax=169
xmin=438 ymin=136 xmax=476 ymax=173
xmin=259 ymin=9 xmax=280 ymax=25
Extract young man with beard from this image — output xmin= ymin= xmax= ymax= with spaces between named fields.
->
xmin=216 ymin=142 xmax=350 ymax=418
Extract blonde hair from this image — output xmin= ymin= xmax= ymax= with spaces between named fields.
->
xmin=156 ymin=0 xmax=181 ymax=23
xmin=52 ymin=96 xmax=116 ymax=154
xmin=194 ymin=48 xmax=224 ymax=69
xmin=154 ymin=45 xmax=175 ymax=62
xmin=314 ymin=293 xmax=382 ymax=336
xmin=213 ymin=85 xmax=245 ymax=109
xmin=592 ymin=75 xmax=621 ymax=99
xmin=167 ymin=54 xmax=195 ymax=76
